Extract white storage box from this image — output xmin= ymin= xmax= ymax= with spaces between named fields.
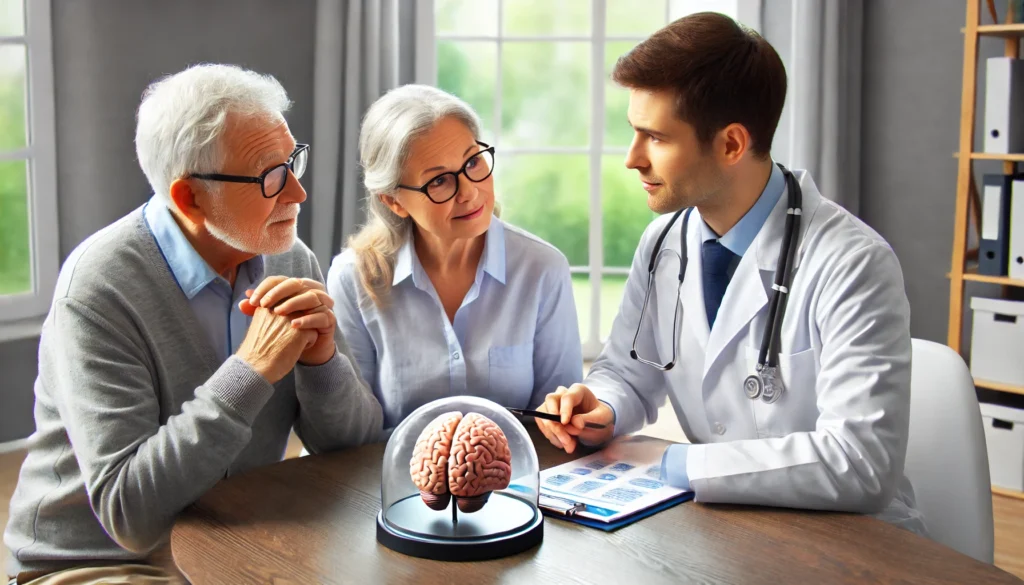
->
xmin=970 ymin=297 xmax=1024 ymax=386
xmin=980 ymin=402 xmax=1024 ymax=491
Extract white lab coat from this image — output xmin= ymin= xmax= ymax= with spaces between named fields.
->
xmin=588 ymin=170 xmax=926 ymax=535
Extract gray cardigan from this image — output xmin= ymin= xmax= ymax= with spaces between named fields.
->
xmin=4 ymin=205 xmax=383 ymax=576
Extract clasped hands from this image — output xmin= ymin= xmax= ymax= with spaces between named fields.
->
xmin=235 ymin=276 xmax=337 ymax=383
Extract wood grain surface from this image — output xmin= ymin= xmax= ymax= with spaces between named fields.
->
xmin=171 ymin=427 xmax=1022 ymax=585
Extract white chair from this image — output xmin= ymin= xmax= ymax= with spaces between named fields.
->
xmin=904 ymin=338 xmax=994 ymax=564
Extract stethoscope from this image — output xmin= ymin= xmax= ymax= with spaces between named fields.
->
xmin=629 ymin=163 xmax=802 ymax=404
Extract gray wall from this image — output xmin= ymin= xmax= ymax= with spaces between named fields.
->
xmin=0 ymin=0 xmax=317 ymax=442
xmin=860 ymin=0 xmax=1008 ymax=347
xmin=0 ymin=337 xmax=41 ymax=440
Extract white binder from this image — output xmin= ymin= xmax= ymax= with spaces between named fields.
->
xmin=984 ymin=57 xmax=1024 ymax=154
xmin=1010 ymin=179 xmax=1024 ymax=280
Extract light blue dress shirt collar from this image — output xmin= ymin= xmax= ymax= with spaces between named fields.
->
xmin=144 ymin=196 xmax=265 ymax=297
xmin=700 ymin=162 xmax=785 ymax=256
xmin=392 ymin=216 xmax=507 ymax=287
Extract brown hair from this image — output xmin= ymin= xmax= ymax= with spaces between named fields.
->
xmin=611 ymin=12 xmax=786 ymax=158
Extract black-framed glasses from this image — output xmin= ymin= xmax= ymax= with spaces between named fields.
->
xmin=396 ymin=142 xmax=495 ymax=204
xmin=190 ymin=143 xmax=310 ymax=198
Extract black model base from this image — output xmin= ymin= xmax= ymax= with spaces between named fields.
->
xmin=376 ymin=493 xmax=543 ymax=562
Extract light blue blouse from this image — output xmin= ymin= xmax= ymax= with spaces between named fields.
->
xmin=327 ymin=218 xmax=583 ymax=433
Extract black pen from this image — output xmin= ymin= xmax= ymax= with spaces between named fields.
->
xmin=506 ymin=407 xmax=607 ymax=429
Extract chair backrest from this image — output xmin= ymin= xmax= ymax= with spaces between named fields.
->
xmin=904 ymin=338 xmax=994 ymax=564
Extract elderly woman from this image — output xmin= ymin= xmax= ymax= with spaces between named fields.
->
xmin=327 ymin=85 xmax=583 ymax=434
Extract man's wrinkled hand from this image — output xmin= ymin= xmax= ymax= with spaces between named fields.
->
xmin=239 ymin=276 xmax=337 ymax=367
xmin=235 ymin=306 xmax=316 ymax=383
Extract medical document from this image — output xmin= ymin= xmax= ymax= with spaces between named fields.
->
xmin=539 ymin=435 xmax=690 ymax=524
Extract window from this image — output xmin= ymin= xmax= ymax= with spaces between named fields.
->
xmin=420 ymin=0 xmax=760 ymax=358
xmin=0 ymin=0 xmax=58 ymax=334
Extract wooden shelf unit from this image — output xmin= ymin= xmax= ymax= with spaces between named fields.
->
xmin=962 ymin=271 xmax=1024 ymax=286
xmin=949 ymin=0 xmax=1024 ymax=501
xmin=956 ymin=151 xmax=1024 ymax=161
xmin=977 ymin=23 xmax=1024 ymax=37
xmin=974 ymin=378 xmax=1024 ymax=396
xmin=992 ymin=486 xmax=1024 ymax=501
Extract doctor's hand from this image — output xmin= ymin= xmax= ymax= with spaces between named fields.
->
xmin=535 ymin=384 xmax=615 ymax=454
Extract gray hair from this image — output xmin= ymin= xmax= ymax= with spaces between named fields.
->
xmin=135 ymin=63 xmax=292 ymax=200
xmin=348 ymin=84 xmax=484 ymax=306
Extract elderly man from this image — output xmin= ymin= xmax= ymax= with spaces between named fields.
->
xmin=4 ymin=64 xmax=382 ymax=584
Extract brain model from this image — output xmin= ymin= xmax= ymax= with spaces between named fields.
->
xmin=409 ymin=411 xmax=512 ymax=513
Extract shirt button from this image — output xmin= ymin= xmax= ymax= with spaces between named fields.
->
xmin=714 ymin=422 xmax=726 ymax=435
xmin=453 ymin=352 xmax=460 ymax=360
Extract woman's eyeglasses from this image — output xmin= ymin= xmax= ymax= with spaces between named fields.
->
xmin=396 ymin=142 xmax=495 ymax=204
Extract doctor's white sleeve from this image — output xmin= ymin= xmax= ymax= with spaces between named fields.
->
xmin=585 ymin=223 xmax=671 ymax=437
xmin=685 ymin=242 xmax=913 ymax=514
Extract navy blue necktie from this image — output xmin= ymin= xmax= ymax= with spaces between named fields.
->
xmin=702 ymin=240 xmax=737 ymax=329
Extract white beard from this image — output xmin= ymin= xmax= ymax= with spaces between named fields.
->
xmin=206 ymin=203 xmax=300 ymax=255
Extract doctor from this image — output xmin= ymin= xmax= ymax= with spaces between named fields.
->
xmin=535 ymin=12 xmax=926 ymax=534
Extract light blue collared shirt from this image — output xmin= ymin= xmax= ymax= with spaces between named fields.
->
xmin=328 ymin=217 xmax=583 ymax=433
xmin=662 ymin=163 xmax=786 ymax=490
xmin=700 ymin=162 xmax=786 ymax=253
xmin=144 ymin=196 xmax=265 ymax=363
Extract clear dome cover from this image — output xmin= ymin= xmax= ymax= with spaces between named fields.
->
xmin=377 ymin=396 xmax=543 ymax=560
xmin=382 ymin=395 xmax=539 ymax=513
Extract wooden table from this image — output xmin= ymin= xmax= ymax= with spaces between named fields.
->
xmin=172 ymin=428 xmax=1022 ymax=585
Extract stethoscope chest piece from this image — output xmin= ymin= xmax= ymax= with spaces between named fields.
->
xmin=758 ymin=366 xmax=785 ymax=404
xmin=743 ymin=373 xmax=763 ymax=400
xmin=744 ymin=366 xmax=785 ymax=403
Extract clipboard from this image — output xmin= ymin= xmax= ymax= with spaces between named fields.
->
xmin=539 ymin=491 xmax=694 ymax=531
xmin=537 ymin=435 xmax=693 ymax=531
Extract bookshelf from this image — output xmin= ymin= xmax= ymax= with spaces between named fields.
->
xmin=949 ymin=0 xmax=1024 ymax=501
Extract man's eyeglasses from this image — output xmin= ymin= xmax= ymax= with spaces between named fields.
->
xmin=190 ymin=143 xmax=310 ymax=198
xmin=396 ymin=142 xmax=495 ymax=204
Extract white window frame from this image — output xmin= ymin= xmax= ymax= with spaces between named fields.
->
xmin=0 ymin=0 xmax=59 ymax=339
xmin=417 ymin=0 xmax=761 ymax=359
